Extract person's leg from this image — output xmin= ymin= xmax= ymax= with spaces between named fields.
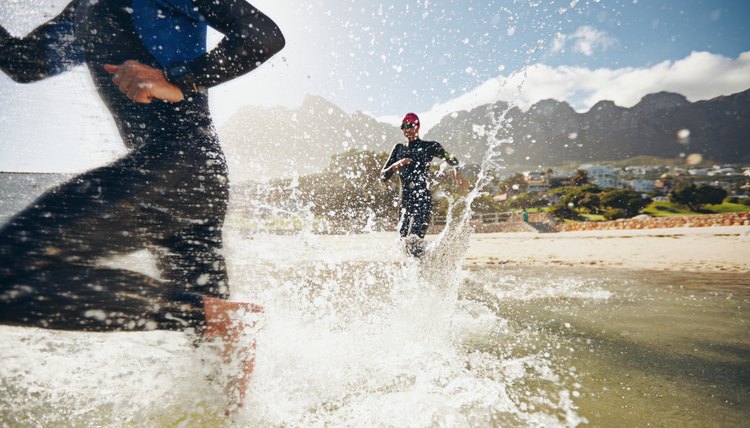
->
xmin=148 ymin=147 xmax=263 ymax=411
xmin=402 ymin=191 xmax=431 ymax=257
xmin=150 ymin=140 xmax=231 ymax=301
xmin=0 ymin=150 xmax=206 ymax=331
xmin=0 ymin=266 xmax=203 ymax=331
xmin=203 ymin=296 xmax=263 ymax=412
xmin=399 ymin=193 xmax=415 ymax=238
xmin=0 ymin=165 xmax=140 ymax=277
xmin=398 ymin=209 xmax=411 ymax=237
xmin=155 ymin=220 xmax=229 ymax=300
xmin=411 ymin=192 xmax=433 ymax=239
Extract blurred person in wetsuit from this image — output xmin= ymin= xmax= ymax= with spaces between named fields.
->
xmin=380 ymin=113 xmax=462 ymax=257
xmin=0 ymin=0 xmax=284 ymax=407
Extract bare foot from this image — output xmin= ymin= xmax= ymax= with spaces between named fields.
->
xmin=202 ymin=296 xmax=264 ymax=414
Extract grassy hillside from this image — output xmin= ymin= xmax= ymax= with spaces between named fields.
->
xmin=643 ymin=201 xmax=750 ymax=217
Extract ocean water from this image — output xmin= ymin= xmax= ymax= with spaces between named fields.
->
xmin=1 ymin=225 xmax=748 ymax=427
xmin=1 ymin=124 xmax=746 ymax=426
xmin=0 ymin=173 xmax=71 ymax=223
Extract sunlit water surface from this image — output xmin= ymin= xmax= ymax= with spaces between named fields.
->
xmin=1 ymin=229 xmax=748 ymax=427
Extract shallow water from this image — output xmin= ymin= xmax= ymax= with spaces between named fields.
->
xmin=464 ymin=266 xmax=750 ymax=427
xmin=1 ymin=232 xmax=748 ymax=427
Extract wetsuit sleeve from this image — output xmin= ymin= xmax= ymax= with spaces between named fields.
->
xmin=167 ymin=0 xmax=285 ymax=92
xmin=380 ymin=145 xmax=401 ymax=182
xmin=432 ymin=142 xmax=459 ymax=167
xmin=0 ymin=2 xmax=83 ymax=83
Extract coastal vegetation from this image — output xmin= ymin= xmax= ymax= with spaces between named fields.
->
xmin=242 ymin=149 xmax=749 ymax=232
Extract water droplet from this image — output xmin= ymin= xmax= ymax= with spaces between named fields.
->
xmin=686 ymin=153 xmax=703 ymax=165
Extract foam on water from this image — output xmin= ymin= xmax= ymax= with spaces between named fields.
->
xmin=209 ymin=215 xmax=588 ymax=426
xmin=475 ymin=272 xmax=615 ymax=302
xmin=1 ymin=228 xmax=591 ymax=427
xmin=0 ymin=71 xmax=591 ymax=428
xmin=0 ymin=1 xmax=600 ymax=423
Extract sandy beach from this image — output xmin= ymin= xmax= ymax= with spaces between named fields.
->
xmin=463 ymin=226 xmax=750 ymax=273
xmin=232 ymin=225 xmax=750 ymax=274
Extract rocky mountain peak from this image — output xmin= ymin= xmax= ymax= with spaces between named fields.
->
xmin=634 ymin=92 xmax=689 ymax=111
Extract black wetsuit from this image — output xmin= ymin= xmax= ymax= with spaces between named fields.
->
xmin=0 ymin=0 xmax=284 ymax=331
xmin=381 ymin=139 xmax=458 ymax=246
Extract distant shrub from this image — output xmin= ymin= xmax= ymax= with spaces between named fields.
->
xmin=725 ymin=196 xmax=740 ymax=204
xmin=549 ymin=204 xmax=581 ymax=220
xmin=669 ymin=183 xmax=728 ymax=211
xmin=603 ymin=208 xmax=628 ymax=220
xmin=599 ymin=189 xmax=651 ymax=217
xmin=471 ymin=194 xmax=504 ymax=214
xmin=741 ymin=198 xmax=750 ymax=206
xmin=506 ymin=192 xmax=548 ymax=209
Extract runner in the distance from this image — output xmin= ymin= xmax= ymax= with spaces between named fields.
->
xmin=0 ymin=0 xmax=284 ymax=408
xmin=380 ymin=113 xmax=461 ymax=257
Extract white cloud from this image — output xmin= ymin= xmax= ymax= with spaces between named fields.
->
xmin=550 ymin=25 xmax=617 ymax=56
xmin=551 ymin=32 xmax=567 ymax=55
xmin=408 ymin=51 xmax=750 ymax=132
xmin=572 ymin=26 xmax=617 ymax=56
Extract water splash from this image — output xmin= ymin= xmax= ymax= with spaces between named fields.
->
xmin=420 ymin=61 xmax=532 ymax=292
xmin=0 ymin=1 xmax=594 ymax=425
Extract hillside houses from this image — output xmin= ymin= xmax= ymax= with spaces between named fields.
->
xmin=580 ymin=165 xmax=622 ymax=188
xmin=508 ymin=161 xmax=750 ymax=199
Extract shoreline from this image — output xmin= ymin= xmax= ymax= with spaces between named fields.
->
xmin=463 ymin=226 xmax=750 ymax=273
xmin=229 ymin=226 xmax=750 ymax=274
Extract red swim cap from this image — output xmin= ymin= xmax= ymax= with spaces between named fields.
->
xmin=402 ymin=112 xmax=420 ymax=128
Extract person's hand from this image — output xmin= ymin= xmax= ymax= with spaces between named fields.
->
xmin=103 ymin=60 xmax=184 ymax=104
xmin=394 ymin=158 xmax=412 ymax=169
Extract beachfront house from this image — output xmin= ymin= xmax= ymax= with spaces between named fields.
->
xmin=580 ymin=164 xmax=623 ymax=189
xmin=523 ymin=171 xmax=549 ymax=193
xmin=628 ymin=179 xmax=656 ymax=192
xmin=707 ymin=166 xmax=739 ymax=176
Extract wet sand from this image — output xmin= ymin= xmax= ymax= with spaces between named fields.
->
xmin=231 ymin=226 xmax=750 ymax=274
xmin=463 ymin=226 xmax=750 ymax=273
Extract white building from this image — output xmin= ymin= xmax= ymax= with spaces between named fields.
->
xmin=707 ymin=167 xmax=738 ymax=176
xmin=688 ymin=168 xmax=709 ymax=176
xmin=629 ymin=179 xmax=656 ymax=192
xmin=580 ymin=164 xmax=623 ymax=188
xmin=523 ymin=171 xmax=549 ymax=193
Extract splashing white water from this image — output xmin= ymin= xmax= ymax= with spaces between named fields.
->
xmin=0 ymin=0 xmax=597 ymax=424
xmin=1 ymin=234 xmax=590 ymax=426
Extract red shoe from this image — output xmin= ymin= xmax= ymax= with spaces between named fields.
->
xmin=203 ymin=296 xmax=264 ymax=413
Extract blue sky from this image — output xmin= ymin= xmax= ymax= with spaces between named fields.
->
xmin=259 ymin=0 xmax=750 ymax=116
xmin=1 ymin=0 xmax=749 ymax=172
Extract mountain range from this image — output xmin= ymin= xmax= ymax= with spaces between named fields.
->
xmin=218 ymin=88 xmax=750 ymax=180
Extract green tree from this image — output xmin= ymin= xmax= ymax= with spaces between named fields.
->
xmin=471 ymin=194 xmax=504 ymax=214
xmin=570 ymin=169 xmax=590 ymax=187
xmin=549 ymin=204 xmax=582 ymax=220
xmin=498 ymin=173 xmax=527 ymax=195
xmin=547 ymin=185 xmax=600 ymax=220
xmin=669 ymin=183 xmax=728 ymax=211
xmin=577 ymin=192 xmax=602 ymax=214
xmin=599 ymin=189 xmax=651 ymax=217
xmin=298 ymin=149 xmax=400 ymax=231
xmin=549 ymin=184 xmax=601 ymax=209
xmin=506 ymin=192 xmax=547 ymax=210
xmin=548 ymin=185 xmax=650 ymax=220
